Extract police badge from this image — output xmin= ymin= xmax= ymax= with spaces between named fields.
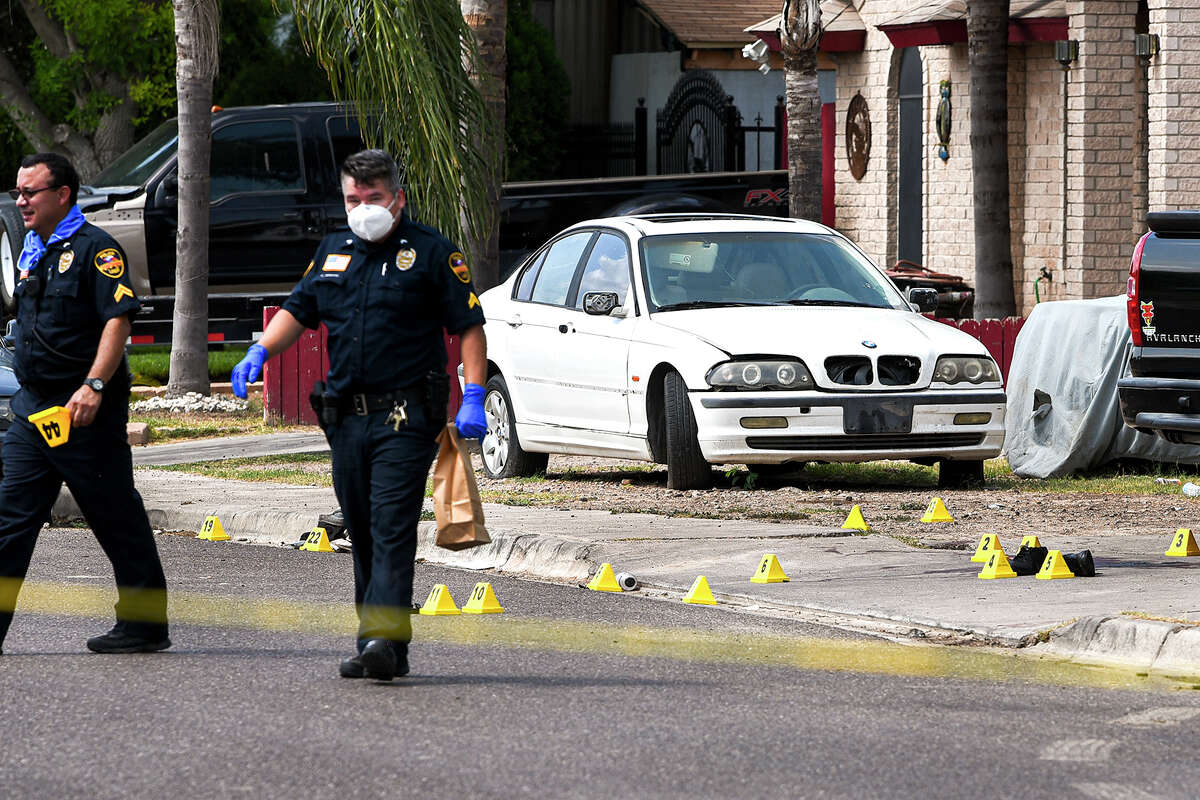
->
xmin=397 ymin=248 xmax=417 ymax=271
xmin=58 ymin=250 xmax=74 ymax=273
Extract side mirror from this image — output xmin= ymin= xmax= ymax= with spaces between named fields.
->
xmin=155 ymin=173 xmax=179 ymax=207
xmin=583 ymin=291 xmax=621 ymax=316
xmin=908 ymin=287 xmax=939 ymax=314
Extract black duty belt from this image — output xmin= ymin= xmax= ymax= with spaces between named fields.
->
xmin=337 ymin=387 xmax=422 ymax=416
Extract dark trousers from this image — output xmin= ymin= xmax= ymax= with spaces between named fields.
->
xmin=326 ymin=400 xmax=440 ymax=656
xmin=0 ymin=394 xmax=168 ymax=646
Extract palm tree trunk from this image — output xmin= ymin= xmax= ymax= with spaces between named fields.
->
xmin=780 ymin=0 xmax=822 ymax=222
xmin=784 ymin=47 xmax=821 ymax=221
xmin=167 ymin=0 xmax=219 ymax=397
xmin=461 ymin=0 xmax=506 ymax=292
xmin=966 ymin=0 xmax=1016 ymax=318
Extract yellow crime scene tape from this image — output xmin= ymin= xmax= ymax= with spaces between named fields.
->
xmin=0 ymin=577 xmax=1187 ymax=693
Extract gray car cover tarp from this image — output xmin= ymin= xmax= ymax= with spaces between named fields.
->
xmin=1004 ymin=295 xmax=1200 ymax=478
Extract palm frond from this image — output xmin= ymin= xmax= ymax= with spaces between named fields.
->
xmin=290 ymin=0 xmax=498 ymax=252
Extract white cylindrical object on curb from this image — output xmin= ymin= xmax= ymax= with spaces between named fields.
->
xmin=615 ymin=572 xmax=639 ymax=591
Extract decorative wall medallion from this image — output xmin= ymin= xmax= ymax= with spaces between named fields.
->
xmin=846 ymin=92 xmax=871 ymax=180
xmin=936 ymin=80 xmax=952 ymax=161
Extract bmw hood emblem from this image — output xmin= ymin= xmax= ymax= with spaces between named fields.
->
xmin=862 ymin=340 xmax=877 ymax=349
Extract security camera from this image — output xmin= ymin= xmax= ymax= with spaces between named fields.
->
xmin=742 ymin=38 xmax=769 ymax=63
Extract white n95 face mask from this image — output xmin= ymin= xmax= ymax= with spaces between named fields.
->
xmin=347 ymin=196 xmax=398 ymax=242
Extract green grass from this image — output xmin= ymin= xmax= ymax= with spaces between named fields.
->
xmin=148 ymin=454 xmax=335 ymax=486
xmin=127 ymin=346 xmax=246 ymax=386
xmin=128 ymin=397 xmax=307 ymax=443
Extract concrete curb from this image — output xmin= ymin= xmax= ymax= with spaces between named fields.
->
xmin=1042 ymin=616 xmax=1200 ymax=677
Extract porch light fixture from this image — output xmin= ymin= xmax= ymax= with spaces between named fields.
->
xmin=1054 ymin=39 xmax=1078 ymax=67
xmin=1136 ymin=33 xmax=1160 ymax=62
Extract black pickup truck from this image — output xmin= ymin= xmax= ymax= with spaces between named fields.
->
xmin=1118 ymin=210 xmax=1200 ymax=442
xmin=0 ymin=102 xmax=790 ymax=345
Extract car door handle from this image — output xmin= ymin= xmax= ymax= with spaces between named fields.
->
xmin=281 ymin=210 xmax=302 ymax=220
xmin=558 ymin=323 xmax=575 ymax=334
xmin=507 ymin=315 xmax=522 ymax=328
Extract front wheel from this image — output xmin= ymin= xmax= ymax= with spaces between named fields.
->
xmin=663 ymin=370 xmax=712 ymax=490
xmin=938 ymin=459 xmax=984 ymax=488
xmin=0 ymin=205 xmax=24 ymax=314
xmin=480 ymin=374 xmax=548 ymax=479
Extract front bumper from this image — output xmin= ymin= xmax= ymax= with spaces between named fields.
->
xmin=1118 ymin=376 xmax=1200 ymax=437
xmin=692 ymin=389 xmax=1006 ymax=463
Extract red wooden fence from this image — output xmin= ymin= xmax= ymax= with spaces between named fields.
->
xmin=262 ymin=308 xmax=1025 ymax=423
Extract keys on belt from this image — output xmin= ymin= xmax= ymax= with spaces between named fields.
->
xmin=385 ymin=401 xmax=408 ymax=431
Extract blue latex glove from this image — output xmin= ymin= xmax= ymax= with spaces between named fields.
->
xmin=455 ymin=382 xmax=487 ymax=439
xmin=231 ymin=344 xmax=268 ymax=399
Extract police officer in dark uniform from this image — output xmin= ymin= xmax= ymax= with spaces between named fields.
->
xmin=0 ymin=153 xmax=170 ymax=654
xmin=231 ymin=149 xmax=486 ymax=681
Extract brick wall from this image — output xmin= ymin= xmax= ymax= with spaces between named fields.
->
xmin=1066 ymin=1 xmax=1139 ymax=301
xmin=1147 ymin=1 xmax=1200 ymax=212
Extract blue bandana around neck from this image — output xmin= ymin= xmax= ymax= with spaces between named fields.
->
xmin=18 ymin=205 xmax=86 ymax=277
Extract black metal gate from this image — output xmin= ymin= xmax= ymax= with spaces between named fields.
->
xmin=656 ymin=70 xmax=742 ymax=175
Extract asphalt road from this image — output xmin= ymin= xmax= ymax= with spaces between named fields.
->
xmin=2 ymin=531 xmax=1199 ymax=799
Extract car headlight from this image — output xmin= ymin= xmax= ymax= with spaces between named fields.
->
xmin=932 ymin=356 xmax=1000 ymax=385
xmin=706 ymin=360 xmax=815 ymax=391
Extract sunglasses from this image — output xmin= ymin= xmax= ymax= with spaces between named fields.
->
xmin=7 ymin=185 xmax=60 ymax=201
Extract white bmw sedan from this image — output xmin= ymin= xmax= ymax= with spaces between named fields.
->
xmin=475 ymin=214 xmax=1005 ymax=490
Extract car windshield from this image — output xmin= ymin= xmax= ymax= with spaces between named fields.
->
xmin=90 ymin=119 xmax=179 ymax=188
xmin=640 ymin=232 xmax=908 ymax=311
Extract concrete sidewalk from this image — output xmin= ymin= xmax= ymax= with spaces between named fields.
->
xmin=50 ymin=433 xmax=1200 ymax=678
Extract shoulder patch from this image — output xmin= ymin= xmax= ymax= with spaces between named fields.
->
xmin=322 ymin=253 xmax=352 ymax=272
xmin=58 ymin=250 xmax=74 ymax=273
xmin=113 ymin=284 xmax=135 ymax=303
xmin=448 ymin=252 xmax=470 ymax=284
xmin=95 ymin=248 xmax=125 ymax=279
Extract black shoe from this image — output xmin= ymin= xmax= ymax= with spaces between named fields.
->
xmin=86 ymin=629 xmax=171 ymax=654
xmin=358 ymin=638 xmax=397 ymax=681
xmin=1063 ymin=550 xmax=1096 ymax=577
xmin=1009 ymin=545 xmax=1048 ymax=576
xmin=339 ymin=654 xmax=364 ymax=679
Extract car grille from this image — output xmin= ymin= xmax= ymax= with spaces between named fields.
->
xmin=878 ymin=356 xmax=921 ymax=386
xmin=745 ymin=433 xmax=985 ymax=451
xmin=825 ymin=356 xmax=873 ymax=385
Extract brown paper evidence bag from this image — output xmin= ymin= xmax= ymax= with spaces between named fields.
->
xmin=432 ymin=423 xmax=491 ymax=550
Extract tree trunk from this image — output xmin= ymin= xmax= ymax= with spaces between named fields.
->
xmin=966 ymin=0 xmax=1016 ymax=318
xmin=779 ymin=0 xmax=822 ymax=222
xmin=167 ymin=0 xmax=219 ymax=397
xmin=461 ymin=0 xmax=506 ymax=292
xmin=783 ymin=47 xmax=821 ymax=221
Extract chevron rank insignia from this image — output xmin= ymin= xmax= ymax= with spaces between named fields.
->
xmin=113 ymin=284 xmax=135 ymax=303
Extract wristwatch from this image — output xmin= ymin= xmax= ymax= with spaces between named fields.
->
xmin=84 ymin=377 xmax=105 ymax=393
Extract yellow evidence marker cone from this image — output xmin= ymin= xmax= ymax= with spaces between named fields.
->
xmin=197 ymin=515 xmax=231 ymax=541
xmin=1020 ymin=534 xmax=1042 ymax=549
xmin=920 ymin=497 xmax=955 ymax=523
xmin=462 ymin=582 xmax=505 ymax=614
xmin=751 ymin=553 xmax=790 ymax=584
xmin=682 ymin=575 xmax=717 ymax=605
xmin=978 ymin=549 xmax=1018 ymax=579
xmin=28 ymin=405 xmax=70 ymax=447
xmin=419 ymin=584 xmax=461 ymax=615
xmin=587 ymin=563 xmax=623 ymax=592
xmin=841 ymin=504 xmax=870 ymax=532
xmin=971 ymin=534 xmax=1002 ymax=563
xmin=300 ymin=526 xmax=334 ymax=552
xmin=1036 ymin=550 xmax=1075 ymax=580
xmin=1165 ymin=528 xmax=1200 ymax=557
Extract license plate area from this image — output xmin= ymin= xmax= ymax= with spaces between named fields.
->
xmin=842 ymin=398 xmax=914 ymax=434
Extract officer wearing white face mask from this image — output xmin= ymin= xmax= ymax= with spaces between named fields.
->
xmin=230 ymin=149 xmax=487 ymax=681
